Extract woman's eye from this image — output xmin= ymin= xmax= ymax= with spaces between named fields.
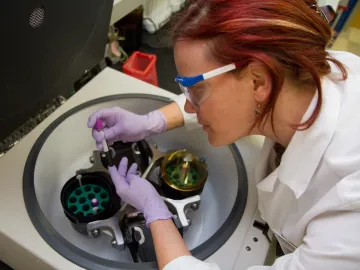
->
xmin=190 ymin=86 xmax=206 ymax=100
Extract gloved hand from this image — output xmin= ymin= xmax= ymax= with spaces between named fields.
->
xmin=87 ymin=107 xmax=167 ymax=150
xmin=109 ymin=157 xmax=173 ymax=227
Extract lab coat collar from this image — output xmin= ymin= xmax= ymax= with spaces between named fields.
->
xmin=258 ymin=77 xmax=341 ymax=198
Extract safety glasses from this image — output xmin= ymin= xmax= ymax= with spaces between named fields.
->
xmin=175 ymin=63 xmax=240 ymax=109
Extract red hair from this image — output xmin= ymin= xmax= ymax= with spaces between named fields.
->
xmin=172 ymin=0 xmax=347 ymax=131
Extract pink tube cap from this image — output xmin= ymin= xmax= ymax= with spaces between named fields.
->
xmin=95 ymin=119 xmax=104 ymax=131
xmin=91 ymin=198 xmax=99 ymax=207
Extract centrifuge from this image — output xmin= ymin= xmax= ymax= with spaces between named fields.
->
xmin=0 ymin=1 xmax=269 ymax=269
xmin=0 ymin=68 xmax=269 ymax=270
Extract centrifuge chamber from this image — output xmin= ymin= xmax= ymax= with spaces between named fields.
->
xmin=0 ymin=68 xmax=269 ymax=270
xmin=23 ymin=93 xmax=247 ymax=268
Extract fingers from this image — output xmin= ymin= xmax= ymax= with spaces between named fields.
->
xmin=127 ymin=163 xmax=138 ymax=176
xmin=103 ymin=126 xmax=121 ymax=141
xmin=96 ymin=142 xmax=103 ymax=151
xmin=108 ymin=166 xmax=128 ymax=192
xmin=93 ymin=129 xmax=117 ymax=151
xmin=108 ymin=166 xmax=119 ymax=181
xmin=118 ymin=157 xmax=128 ymax=178
xmin=93 ymin=128 xmax=117 ymax=151
xmin=126 ymin=163 xmax=138 ymax=184
xmin=87 ymin=108 xmax=116 ymax=128
xmin=92 ymin=128 xmax=105 ymax=151
xmin=92 ymin=129 xmax=104 ymax=143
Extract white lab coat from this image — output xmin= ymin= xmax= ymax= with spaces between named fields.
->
xmin=164 ymin=51 xmax=360 ymax=270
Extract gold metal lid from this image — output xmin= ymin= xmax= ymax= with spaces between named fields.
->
xmin=160 ymin=149 xmax=208 ymax=192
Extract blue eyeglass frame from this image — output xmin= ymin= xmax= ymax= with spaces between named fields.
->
xmin=174 ymin=63 xmax=239 ymax=108
xmin=175 ymin=63 xmax=239 ymax=87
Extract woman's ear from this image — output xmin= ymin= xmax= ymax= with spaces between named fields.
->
xmin=249 ymin=61 xmax=271 ymax=103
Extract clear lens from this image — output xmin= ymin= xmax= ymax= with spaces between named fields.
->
xmin=178 ymin=83 xmax=198 ymax=108
xmin=177 ymin=83 xmax=210 ymax=109
xmin=191 ymin=86 xmax=210 ymax=106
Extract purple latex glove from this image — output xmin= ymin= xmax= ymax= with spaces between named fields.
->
xmin=87 ymin=107 xmax=167 ymax=150
xmin=109 ymin=157 xmax=173 ymax=227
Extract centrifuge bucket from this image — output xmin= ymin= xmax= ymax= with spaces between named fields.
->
xmin=23 ymin=94 xmax=247 ymax=270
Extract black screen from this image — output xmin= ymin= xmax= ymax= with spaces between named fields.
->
xmin=0 ymin=1 xmax=113 ymax=145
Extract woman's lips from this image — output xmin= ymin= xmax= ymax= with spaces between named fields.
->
xmin=198 ymin=118 xmax=210 ymax=132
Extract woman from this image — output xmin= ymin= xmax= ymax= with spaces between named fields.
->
xmin=88 ymin=0 xmax=360 ymax=269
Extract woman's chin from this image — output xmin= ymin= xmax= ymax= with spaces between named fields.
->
xmin=207 ymin=130 xmax=245 ymax=147
xmin=207 ymin=131 xmax=226 ymax=147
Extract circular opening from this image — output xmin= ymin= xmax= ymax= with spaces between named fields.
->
xmin=161 ymin=150 xmax=208 ymax=192
xmin=101 ymin=201 xmax=109 ymax=209
xmin=60 ymin=173 xmax=120 ymax=226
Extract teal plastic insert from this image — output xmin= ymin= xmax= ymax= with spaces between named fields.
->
xmin=66 ymin=184 xmax=110 ymax=216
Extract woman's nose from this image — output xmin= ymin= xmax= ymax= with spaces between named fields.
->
xmin=184 ymin=99 xmax=198 ymax=114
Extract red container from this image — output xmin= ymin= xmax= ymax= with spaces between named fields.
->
xmin=123 ymin=51 xmax=159 ymax=86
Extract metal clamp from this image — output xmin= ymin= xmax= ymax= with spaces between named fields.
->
xmin=141 ymin=143 xmax=202 ymax=229
xmin=77 ymin=141 xmax=166 ymax=178
xmin=162 ymin=195 xmax=201 ymax=228
xmin=82 ymin=141 xmax=201 ymax=245
xmin=87 ymin=214 xmax=125 ymax=250
xmin=133 ymin=226 xmax=146 ymax=245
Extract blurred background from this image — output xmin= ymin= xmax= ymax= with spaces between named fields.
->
xmin=107 ymin=0 xmax=360 ymax=94
xmin=325 ymin=0 xmax=360 ymax=54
